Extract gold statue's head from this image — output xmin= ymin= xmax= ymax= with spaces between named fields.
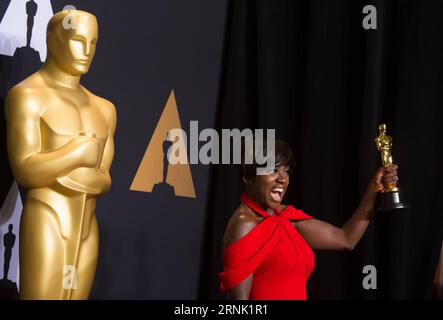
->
xmin=379 ymin=123 xmax=386 ymax=133
xmin=46 ymin=10 xmax=98 ymax=76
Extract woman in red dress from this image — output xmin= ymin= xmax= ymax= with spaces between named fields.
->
xmin=219 ymin=139 xmax=398 ymax=300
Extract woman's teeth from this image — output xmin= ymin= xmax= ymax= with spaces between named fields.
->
xmin=270 ymin=188 xmax=284 ymax=201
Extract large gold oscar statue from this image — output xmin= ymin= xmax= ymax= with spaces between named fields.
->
xmin=4 ymin=10 xmax=116 ymax=299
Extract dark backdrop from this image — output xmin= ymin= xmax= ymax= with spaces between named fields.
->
xmin=200 ymin=0 xmax=443 ymax=299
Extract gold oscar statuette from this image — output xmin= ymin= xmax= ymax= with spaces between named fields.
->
xmin=374 ymin=124 xmax=408 ymax=211
xmin=5 ymin=9 xmax=116 ymax=299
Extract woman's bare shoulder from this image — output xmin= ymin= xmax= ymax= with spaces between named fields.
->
xmin=222 ymin=204 xmax=262 ymax=250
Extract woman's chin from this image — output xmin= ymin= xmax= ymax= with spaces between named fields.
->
xmin=266 ymin=196 xmax=282 ymax=210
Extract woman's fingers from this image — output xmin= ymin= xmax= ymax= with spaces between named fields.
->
xmin=371 ymin=165 xmax=399 ymax=192
xmin=371 ymin=165 xmax=399 ymax=193
xmin=384 ymin=164 xmax=398 ymax=173
xmin=374 ymin=167 xmax=385 ymax=182
xmin=382 ymin=165 xmax=399 ymax=189
xmin=383 ymin=172 xmax=398 ymax=179
xmin=383 ymin=175 xmax=399 ymax=184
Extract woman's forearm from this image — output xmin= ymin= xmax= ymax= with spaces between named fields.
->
xmin=341 ymin=189 xmax=376 ymax=250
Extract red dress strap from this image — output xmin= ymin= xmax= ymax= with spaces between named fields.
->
xmin=241 ymin=192 xmax=313 ymax=221
xmin=240 ymin=193 xmax=271 ymax=218
xmin=277 ymin=204 xmax=313 ymax=221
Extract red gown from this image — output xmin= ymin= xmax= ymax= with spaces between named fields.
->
xmin=219 ymin=193 xmax=315 ymax=300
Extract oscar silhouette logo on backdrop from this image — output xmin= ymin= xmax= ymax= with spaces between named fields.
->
xmin=0 ymin=182 xmax=22 ymax=299
xmin=130 ymin=90 xmax=196 ymax=198
xmin=0 ymin=0 xmax=55 ymax=97
xmin=0 ymin=0 xmax=53 ymax=61
xmin=0 ymin=0 xmax=52 ymax=299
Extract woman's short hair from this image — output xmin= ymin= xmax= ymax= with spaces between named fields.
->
xmin=240 ymin=137 xmax=295 ymax=182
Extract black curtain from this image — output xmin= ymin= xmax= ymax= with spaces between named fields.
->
xmin=199 ymin=0 xmax=443 ymax=299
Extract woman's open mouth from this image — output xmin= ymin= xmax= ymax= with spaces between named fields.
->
xmin=270 ymin=187 xmax=284 ymax=202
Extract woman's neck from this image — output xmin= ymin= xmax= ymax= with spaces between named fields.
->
xmin=244 ymin=189 xmax=275 ymax=216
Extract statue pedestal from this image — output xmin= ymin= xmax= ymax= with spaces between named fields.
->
xmin=151 ymin=182 xmax=175 ymax=197
xmin=0 ymin=278 xmax=19 ymax=300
